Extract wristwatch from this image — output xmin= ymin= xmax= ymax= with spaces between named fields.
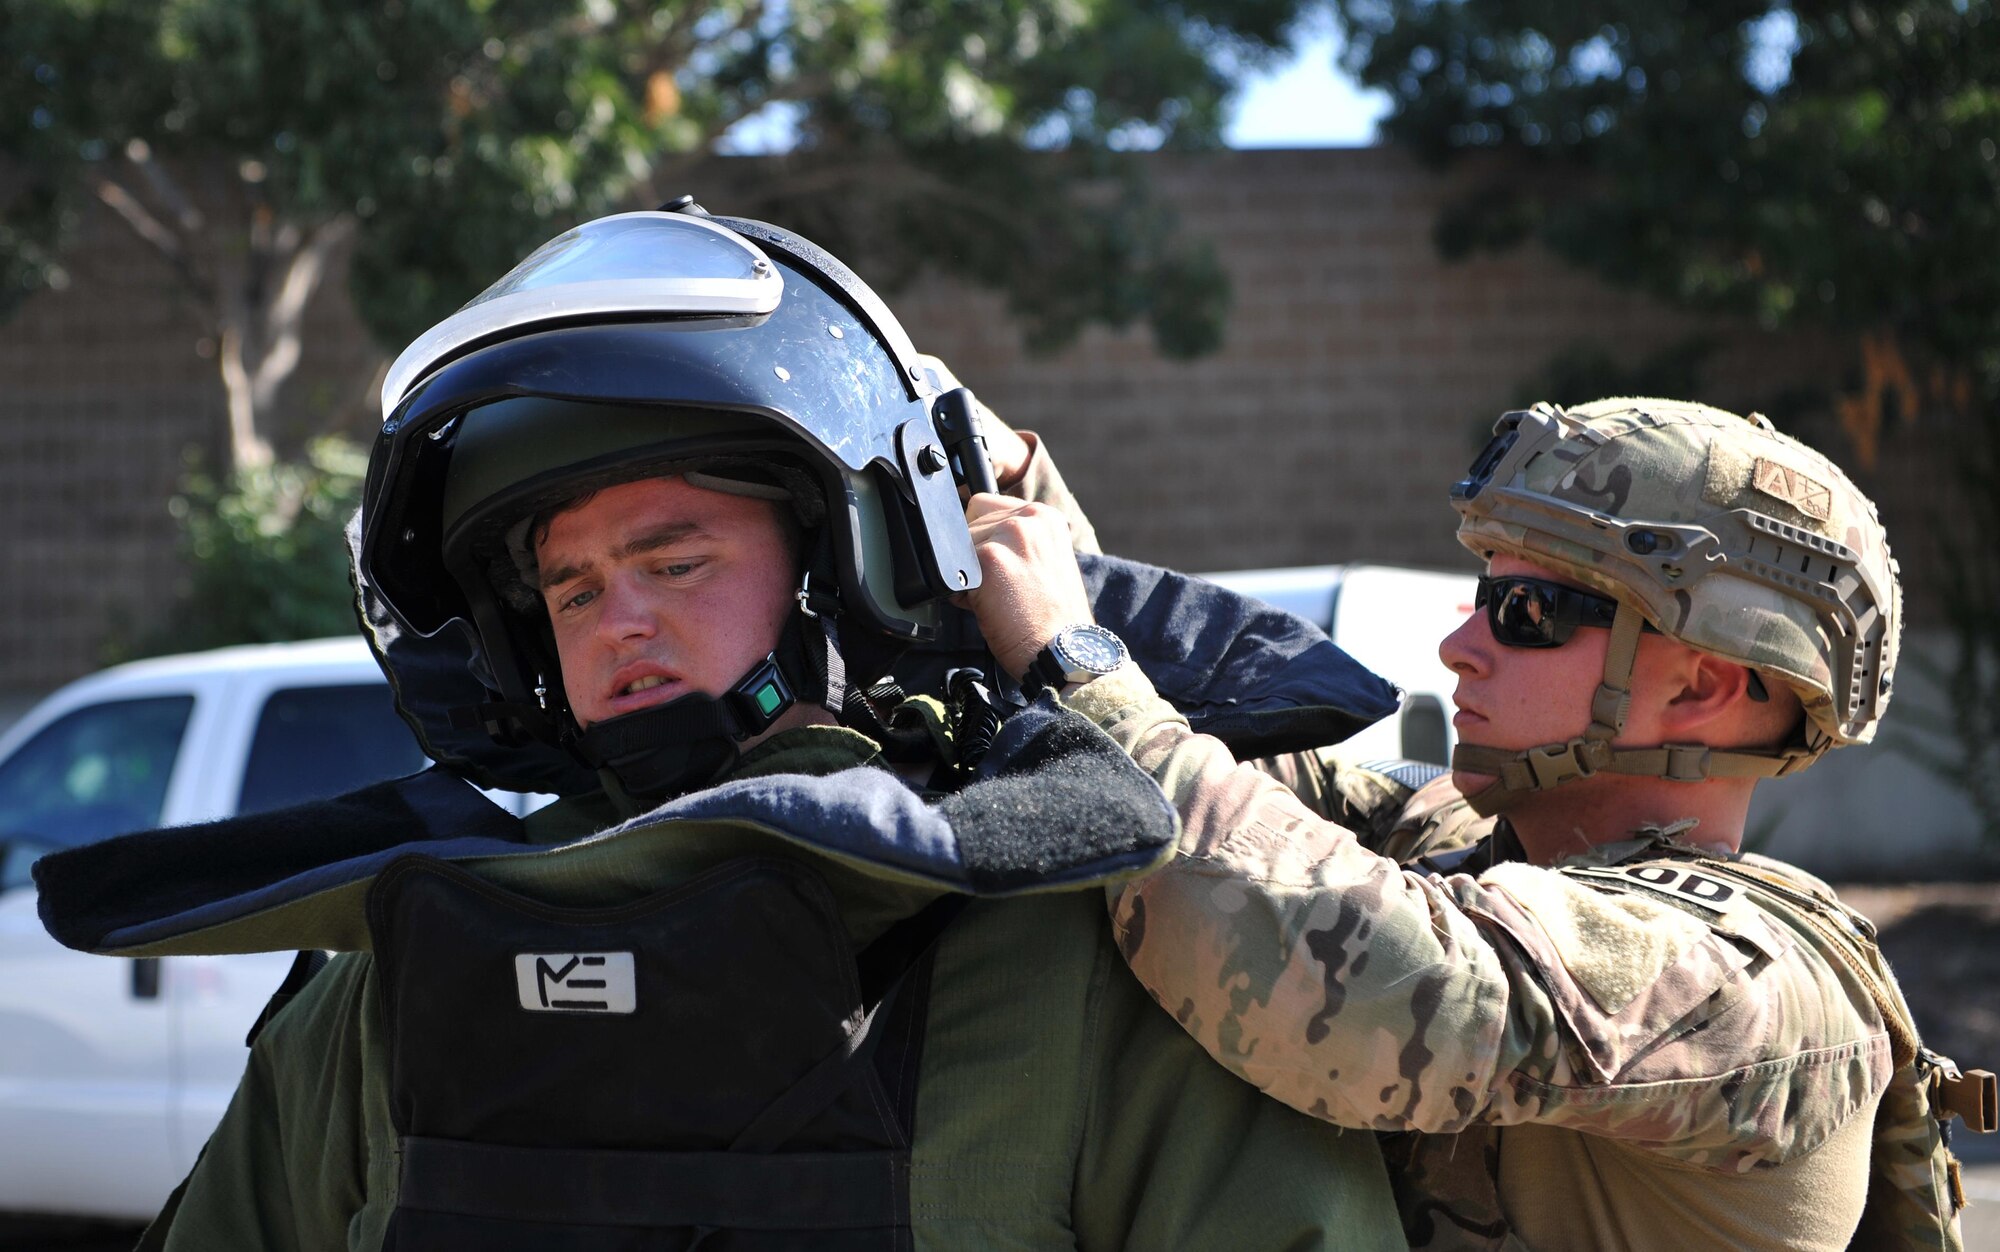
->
xmin=1020 ymin=623 xmax=1129 ymax=700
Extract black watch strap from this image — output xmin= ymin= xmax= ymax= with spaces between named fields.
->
xmin=1019 ymin=624 xmax=1127 ymax=701
xmin=1020 ymin=648 xmax=1071 ymax=702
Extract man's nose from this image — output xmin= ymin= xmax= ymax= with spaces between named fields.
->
xmin=596 ymin=575 xmax=660 ymax=643
xmin=1439 ymin=609 xmax=1490 ymax=677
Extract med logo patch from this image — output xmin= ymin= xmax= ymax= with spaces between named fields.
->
xmin=514 ymin=952 xmax=636 ymax=1014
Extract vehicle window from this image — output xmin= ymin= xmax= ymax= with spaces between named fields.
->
xmin=238 ymin=684 xmax=428 ymax=816
xmin=0 ymin=696 xmax=194 ymax=853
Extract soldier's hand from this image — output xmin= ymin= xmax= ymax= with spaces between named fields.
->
xmin=980 ymin=412 xmax=1033 ymax=488
xmin=958 ymin=493 xmax=1093 ymax=680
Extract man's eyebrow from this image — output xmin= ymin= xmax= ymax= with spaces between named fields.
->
xmin=537 ymin=521 xmax=711 ymax=591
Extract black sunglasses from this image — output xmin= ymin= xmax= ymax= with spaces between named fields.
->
xmin=1474 ymin=575 xmax=1660 ymax=649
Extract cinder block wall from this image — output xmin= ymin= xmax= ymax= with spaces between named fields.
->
xmin=0 ymin=148 xmax=1953 ymax=701
xmin=898 ymin=149 xmax=1858 ymax=573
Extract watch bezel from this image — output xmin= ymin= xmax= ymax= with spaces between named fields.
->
xmin=1048 ymin=623 xmax=1128 ymax=683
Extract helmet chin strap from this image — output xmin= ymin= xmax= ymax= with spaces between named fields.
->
xmin=1451 ymin=603 xmax=1818 ymax=818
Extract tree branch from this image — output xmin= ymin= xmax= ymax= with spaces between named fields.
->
xmin=249 ymin=216 xmax=356 ymax=413
xmin=91 ymin=175 xmax=217 ymax=314
xmin=123 ymin=138 xmax=204 ymax=234
xmin=217 ymin=320 xmax=274 ymax=470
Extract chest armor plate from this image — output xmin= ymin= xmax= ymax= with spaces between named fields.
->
xmin=369 ymin=853 xmax=936 ymax=1250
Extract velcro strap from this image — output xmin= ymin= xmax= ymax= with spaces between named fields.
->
xmin=397 ymin=1137 xmax=907 ymax=1229
xmin=1661 ymin=744 xmax=1710 ymax=782
xmin=1599 ymin=744 xmax=1713 ymax=783
xmin=1601 ymin=746 xmax=1798 ymax=782
xmin=1939 ymin=1069 xmax=1999 ymax=1134
xmin=1583 ymin=605 xmax=1647 ymax=740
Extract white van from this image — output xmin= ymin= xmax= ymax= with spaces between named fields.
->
xmin=0 ymin=638 xmax=538 ymax=1221
xmin=1201 ymin=563 xmax=1478 ymax=767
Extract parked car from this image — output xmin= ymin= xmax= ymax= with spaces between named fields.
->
xmin=1201 ymin=563 xmax=1477 ymax=768
xmin=0 ymin=637 xmax=542 ymax=1222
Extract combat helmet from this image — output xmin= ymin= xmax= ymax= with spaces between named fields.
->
xmin=357 ymin=202 xmax=994 ymax=801
xmin=1448 ymin=397 xmax=1902 ymax=815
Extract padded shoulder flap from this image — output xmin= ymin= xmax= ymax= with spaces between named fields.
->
xmin=35 ymin=703 xmax=1173 ymax=958
xmin=1078 ymin=553 xmax=1400 ymax=756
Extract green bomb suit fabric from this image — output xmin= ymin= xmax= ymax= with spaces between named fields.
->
xmin=156 ymin=728 xmax=1401 ymax=1252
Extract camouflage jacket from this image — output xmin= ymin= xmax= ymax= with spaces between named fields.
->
xmin=1070 ymin=666 xmax=1898 ymax=1252
xmin=1251 ymin=752 xmax=1489 ymax=866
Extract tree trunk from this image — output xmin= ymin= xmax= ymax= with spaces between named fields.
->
xmin=93 ymin=150 xmax=356 ymax=473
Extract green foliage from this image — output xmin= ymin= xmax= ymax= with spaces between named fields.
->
xmin=1334 ymin=0 xmax=2000 ymax=361
xmin=130 ymin=439 xmax=368 ymax=656
xmin=1332 ymin=0 xmax=2000 ymax=837
xmin=6 ymin=0 xmax=1316 ymax=360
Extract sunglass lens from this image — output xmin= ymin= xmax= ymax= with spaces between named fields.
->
xmin=1489 ymin=579 xmax=1561 ymax=647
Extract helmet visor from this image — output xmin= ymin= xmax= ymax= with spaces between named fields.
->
xmin=381 ymin=212 xmax=784 ymax=416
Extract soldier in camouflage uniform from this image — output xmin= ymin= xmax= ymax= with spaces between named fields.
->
xmin=963 ymin=397 xmax=1993 ymax=1251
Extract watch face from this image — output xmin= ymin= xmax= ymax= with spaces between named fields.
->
xmin=1055 ymin=624 xmax=1128 ymax=676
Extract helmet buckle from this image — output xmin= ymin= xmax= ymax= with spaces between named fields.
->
xmin=1527 ymin=739 xmax=1601 ymax=790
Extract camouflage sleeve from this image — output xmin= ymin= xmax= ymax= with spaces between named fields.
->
xmin=995 ymin=422 xmax=1103 ymax=555
xmin=1069 ymin=667 xmax=1892 ymax=1169
xmin=1250 ymin=751 xmax=1492 ymax=863
xmin=1851 ymin=1060 xmax=1969 ymax=1250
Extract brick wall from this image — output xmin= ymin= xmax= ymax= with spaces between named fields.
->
xmin=0 ymin=147 xmax=1953 ymax=706
xmin=0 ymin=180 xmax=383 ymax=699
xmin=900 ymin=148 xmax=1866 ymax=574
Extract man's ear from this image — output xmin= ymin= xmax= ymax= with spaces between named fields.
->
xmin=1657 ymin=652 xmax=1755 ymax=738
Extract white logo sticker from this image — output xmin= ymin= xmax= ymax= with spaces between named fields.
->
xmin=513 ymin=952 xmax=637 ymax=1014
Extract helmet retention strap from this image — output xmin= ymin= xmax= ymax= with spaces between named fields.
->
xmin=1454 ymin=603 xmax=1822 ymax=815
xmin=796 ymin=528 xmax=847 ymax=718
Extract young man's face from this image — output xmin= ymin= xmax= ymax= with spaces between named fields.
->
xmin=534 ymin=476 xmax=798 ymax=728
xmin=1438 ymin=553 xmax=1619 ymax=787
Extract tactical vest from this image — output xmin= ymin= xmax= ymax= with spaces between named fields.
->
xmin=1377 ymin=847 xmax=1994 ymax=1252
xmin=1713 ymin=857 xmax=1995 ymax=1252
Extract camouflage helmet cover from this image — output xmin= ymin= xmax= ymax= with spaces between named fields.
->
xmin=1451 ymin=397 xmax=1901 ymax=753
